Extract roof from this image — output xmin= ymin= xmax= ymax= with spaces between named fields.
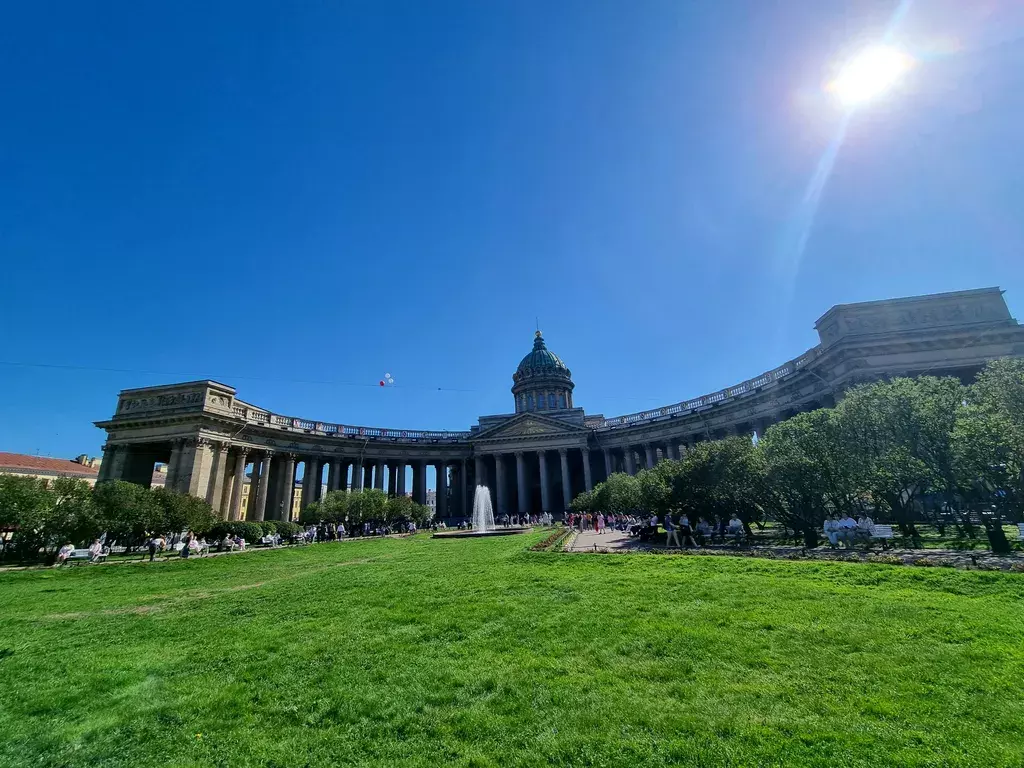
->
xmin=0 ymin=452 xmax=99 ymax=477
xmin=515 ymin=331 xmax=571 ymax=378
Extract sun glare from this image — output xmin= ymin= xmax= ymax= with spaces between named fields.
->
xmin=828 ymin=45 xmax=913 ymax=108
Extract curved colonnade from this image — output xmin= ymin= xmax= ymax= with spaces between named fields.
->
xmin=95 ymin=287 xmax=1024 ymax=522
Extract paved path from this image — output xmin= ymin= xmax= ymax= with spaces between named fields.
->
xmin=564 ymin=529 xmax=634 ymax=552
xmin=560 ymin=528 xmax=1024 ymax=569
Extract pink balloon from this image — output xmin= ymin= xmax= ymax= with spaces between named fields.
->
xmin=379 ymin=380 xmax=385 ymax=387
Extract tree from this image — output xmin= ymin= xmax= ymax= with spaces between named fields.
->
xmin=386 ymin=494 xmax=416 ymax=524
xmin=835 ymin=377 xmax=960 ymax=538
xmin=759 ymin=412 xmax=843 ymax=548
xmin=636 ymin=467 xmax=670 ymax=517
xmin=590 ymin=472 xmax=640 ymax=516
xmin=569 ymin=489 xmax=596 ymax=514
xmin=302 ymin=490 xmax=349 ymax=525
xmin=663 ymin=438 xmax=764 ymax=532
xmin=0 ymin=476 xmax=55 ymax=561
xmin=952 ymin=359 xmax=1024 ymax=554
xmin=347 ymin=488 xmax=388 ymax=528
xmin=151 ymin=488 xmax=217 ymax=536
xmin=48 ymin=477 xmax=101 ymax=547
xmin=92 ymin=481 xmax=162 ymax=547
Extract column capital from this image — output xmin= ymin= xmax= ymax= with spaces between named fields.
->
xmin=514 ymin=450 xmax=525 ymax=459
xmin=236 ymin=446 xmax=250 ymax=458
xmin=581 ymin=446 xmax=590 ymax=456
xmin=557 ymin=447 xmax=568 ymax=457
xmin=216 ymin=441 xmax=231 ymax=454
xmin=261 ymin=450 xmax=275 ymax=459
xmin=282 ymin=451 xmax=297 ymax=461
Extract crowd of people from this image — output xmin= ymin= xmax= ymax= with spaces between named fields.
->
xmin=566 ymin=509 xmax=886 ymax=550
xmin=823 ymin=513 xmax=875 ymax=549
xmin=566 ymin=511 xmax=748 ymax=547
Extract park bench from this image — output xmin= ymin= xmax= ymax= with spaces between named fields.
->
xmin=870 ymin=524 xmax=894 ymax=549
xmin=68 ymin=548 xmax=107 ymax=565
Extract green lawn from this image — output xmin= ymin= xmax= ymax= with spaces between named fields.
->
xmin=1 ymin=534 xmax=1022 ymax=768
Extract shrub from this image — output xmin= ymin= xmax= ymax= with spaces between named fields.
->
xmin=209 ymin=521 xmax=264 ymax=542
xmin=275 ymin=521 xmax=302 ymax=538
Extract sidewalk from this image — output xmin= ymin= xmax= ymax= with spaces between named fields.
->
xmin=560 ymin=529 xmax=1024 ymax=570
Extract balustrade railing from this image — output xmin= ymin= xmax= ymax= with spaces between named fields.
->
xmin=230 ymin=345 xmax=824 ymax=438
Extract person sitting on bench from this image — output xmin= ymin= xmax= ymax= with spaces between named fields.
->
xmin=56 ymin=542 xmax=75 ymax=567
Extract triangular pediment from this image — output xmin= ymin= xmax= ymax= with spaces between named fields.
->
xmin=474 ymin=412 xmax=588 ymax=441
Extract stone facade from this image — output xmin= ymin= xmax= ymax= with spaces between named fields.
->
xmin=94 ymin=287 xmax=1024 ymax=521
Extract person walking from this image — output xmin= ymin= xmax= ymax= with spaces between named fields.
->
xmin=147 ymin=535 xmax=159 ymax=562
xmin=597 ymin=513 xmax=606 ymax=533
xmin=664 ymin=514 xmax=680 ymax=549
xmin=680 ymin=514 xmax=697 ymax=548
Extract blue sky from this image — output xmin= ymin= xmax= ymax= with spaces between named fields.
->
xmin=2 ymin=0 xmax=1023 ymax=460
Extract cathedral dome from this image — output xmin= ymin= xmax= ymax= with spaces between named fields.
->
xmin=515 ymin=331 xmax=571 ymax=378
xmin=511 ymin=331 xmax=575 ymax=413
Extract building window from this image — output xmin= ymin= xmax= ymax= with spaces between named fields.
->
xmin=527 ymin=394 xmax=534 ymax=411
xmin=548 ymin=393 xmax=556 ymax=410
xmin=558 ymin=393 xmax=566 ymax=409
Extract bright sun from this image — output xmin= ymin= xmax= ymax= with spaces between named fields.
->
xmin=828 ymin=45 xmax=913 ymax=107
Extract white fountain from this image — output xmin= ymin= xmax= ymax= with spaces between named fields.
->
xmin=471 ymin=485 xmax=495 ymax=532
xmin=432 ymin=484 xmax=532 ymax=538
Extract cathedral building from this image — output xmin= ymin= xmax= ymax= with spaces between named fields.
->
xmin=95 ymin=287 xmax=1024 ymax=522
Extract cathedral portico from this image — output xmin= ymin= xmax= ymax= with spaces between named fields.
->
xmin=94 ymin=288 xmax=1024 ymax=522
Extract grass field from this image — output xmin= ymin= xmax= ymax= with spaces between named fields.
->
xmin=1 ymin=534 xmax=1023 ymax=768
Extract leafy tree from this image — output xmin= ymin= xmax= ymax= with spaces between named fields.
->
xmin=386 ymin=494 xmax=417 ymax=525
xmin=0 ymin=476 xmax=56 ymax=560
xmin=952 ymin=359 xmax=1024 ymax=553
xmin=569 ymin=489 xmax=596 ymax=514
xmin=348 ymin=488 xmax=388 ymax=528
xmin=48 ymin=477 xmax=101 ymax=546
xmin=93 ymin=480 xmax=162 ymax=547
xmin=301 ymin=490 xmax=350 ymax=525
xmin=759 ymin=413 xmax=840 ymax=548
xmin=664 ymin=438 xmax=764 ymax=532
xmin=151 ymin=488 xmax=217 ymax=537
xmin=835 ymin=378 xmax=958 ymax=539
xmin=590 ymin=472 xmax=640 ymax=516
xmin=636 ymin=467 xmax=670 ymax=517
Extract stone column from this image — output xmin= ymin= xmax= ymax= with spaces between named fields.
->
xmin=301 ymin=458 xmax=315 ymax=511
xmin=374 ymin=459 xmax=385 ymax=490
xmin=474 ymin=456 xmax=485 ymax=491
xmin=603 ymin=448 xmax=613 ymax=479
xmin=327 ymin=459 xmax=340 ymax=492
xmin=396 ymin=462 xmax=406 ymax=496
xmin=207 ymin=442 xmax=230 ymax=512
xmin=351 ymin=459 xmax=363 ymax=491
xmin=581 ymin=447 xmax=593 ymax=491
xmin=515 ymin=451 xmax=529 ymax=516
xmin=363 ymin=464 xmax=372 ymax=491
xmin=436 ymin=462 xmax=448 ymax=519
xmin=644 ymin=443 xmax=655 ymax=469
xmin=280 ymin=453 xmax=296 ymax=520
xmin=624 ymin=447 xmax=636 ymax=475
xmin=460 ymin=459 xmax=468 ymax=517
xmin=253 ymin=451 xmax=273 ymax=521
xmin=413 ymin=460 xmax=427 ymax=505
xmin=229 ymin=448 xmax=249 ymax=520
xmin=388 ymin=464 xmax=398 ymax=496
xmin=97 ymin=444 xmax=113 ymax=482
xmin=538 ymin=451 xmax=551 ymax=513
xmin=177 ymin=438 xmax=201 ymax=495
xmin=495 ymin=454 xmax=507 ymax=517
xmin=559 ymin=448 xmax=571 ymax=511
xmin=165 ymin=440 xmax=183 ymax=490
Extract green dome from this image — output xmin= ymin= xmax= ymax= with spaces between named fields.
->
xmin=515 ymin=331 xmax=571 ymax=378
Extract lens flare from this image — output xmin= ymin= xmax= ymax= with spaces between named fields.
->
xmin=828 ymin=45 xmax=913 ymax=107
